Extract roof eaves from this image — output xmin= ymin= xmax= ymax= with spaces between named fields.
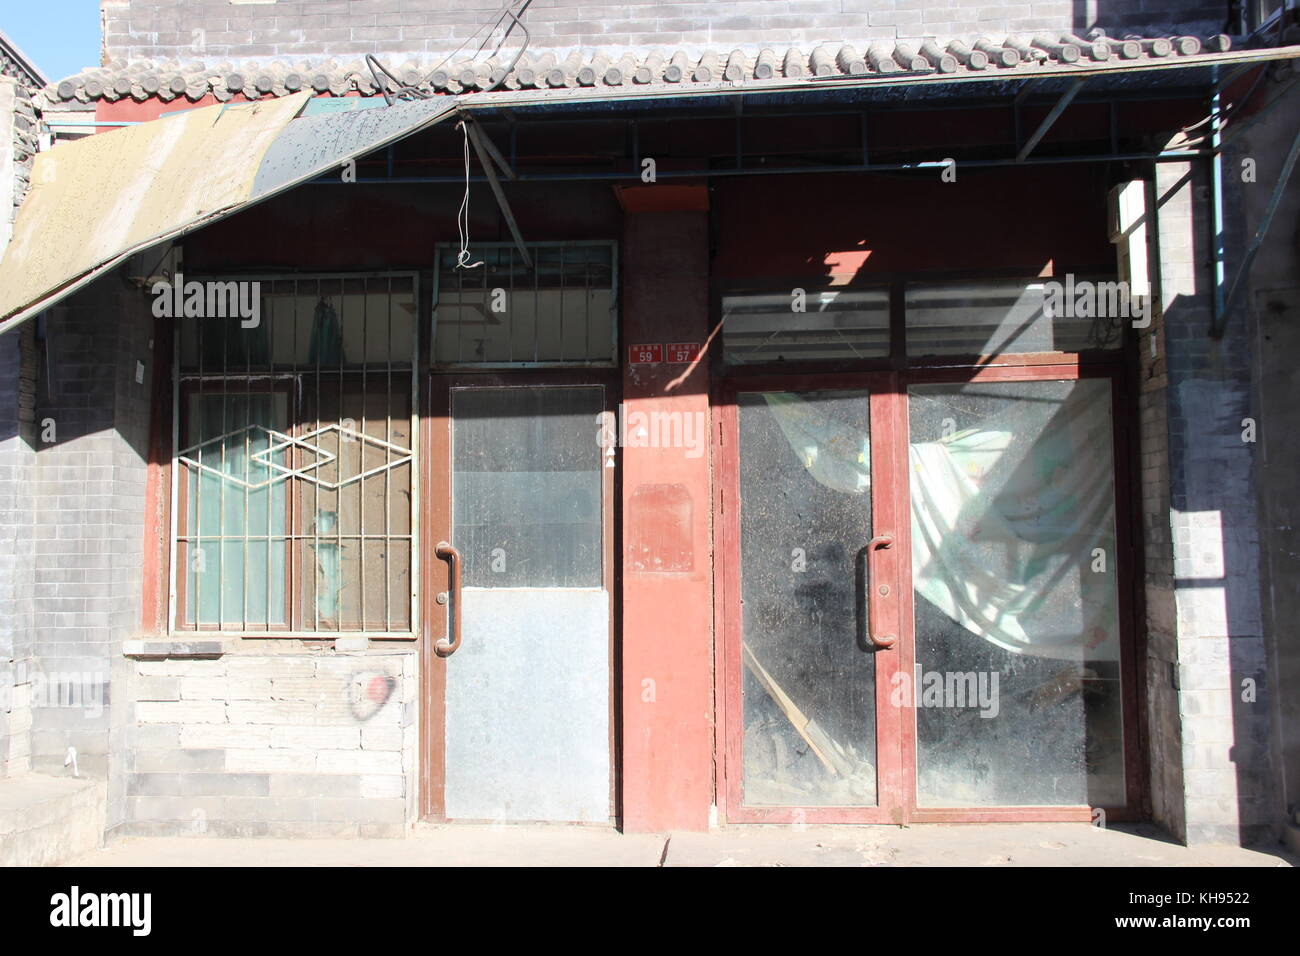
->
xmin=0 ymin=28 xmax=50 ymax=89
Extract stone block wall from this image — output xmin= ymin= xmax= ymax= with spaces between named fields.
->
xmin=119 ymin=650 xmax=418 ymax=837
xmin=0 ymin=76 xmax=37 ymax=255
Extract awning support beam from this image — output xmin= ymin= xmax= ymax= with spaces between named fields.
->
xmin=462 ymin=119 xmax=533 ymax=269
xmin=464 ymin=117 xmax=517 ymax=180
xmin=1016 ymin=78 xmax=1087 ymax=162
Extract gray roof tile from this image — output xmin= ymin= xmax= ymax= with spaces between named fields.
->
xmin=39 ymin=32 xmax=1252 ymax=105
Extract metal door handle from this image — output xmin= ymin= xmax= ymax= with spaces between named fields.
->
xmin=866 ymin=533 xmax=896 ymax=649
xmin=435 ymin=541 xmax=462 ymax=657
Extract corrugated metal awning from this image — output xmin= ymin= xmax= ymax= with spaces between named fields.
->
xmin=0 ymin=92 xmax=459 ymax=332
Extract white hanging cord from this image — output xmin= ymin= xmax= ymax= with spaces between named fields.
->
xmin=455 ymin=121 xmax=483 ymax=270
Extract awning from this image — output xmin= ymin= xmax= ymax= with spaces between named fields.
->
xmin=0 ymin=93 xmax=459 ymax=333
xmin=7 ymin=35 xmax=1298 ymax=332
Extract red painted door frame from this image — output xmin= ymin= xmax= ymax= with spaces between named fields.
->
xmin=714 ymin=361 xmax=1141 ymax=825
xmin=716 ymin=371 xmax=907 ymax=824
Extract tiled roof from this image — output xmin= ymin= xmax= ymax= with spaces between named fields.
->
xmin=0 ymin=29 xmax=48 ymax=92
xmin=42 ymin=32 xmax=1244 ymax=105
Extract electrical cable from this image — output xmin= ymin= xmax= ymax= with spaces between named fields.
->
xmin=365 ymin=0 xmax=534 ymax=106
xmin=454 ymin=121 xmax=483 ymax=270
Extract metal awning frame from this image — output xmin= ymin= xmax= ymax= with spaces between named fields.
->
xmin=318 ymin=78 xmax=1223 ymax=188
xmin=288 ymin=44 xmax=1300 ymax=191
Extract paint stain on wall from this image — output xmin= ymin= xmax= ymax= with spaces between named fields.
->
xmin=628 ymin=483 xmax=693 ymax=572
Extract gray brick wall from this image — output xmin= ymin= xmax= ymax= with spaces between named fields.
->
xmin=1137 ymin=171 xmax=1183 ymax=839
xmin=0 ymin=322 xmax=37 ymax=778
xmin=25 ymin=275 xmax=154 ymax=819
xmin=118 ymin=650 xmax=418 ymax=837
xmin=1230 ymin=72 xmax=1300 ymax=836
xmin=1143 ymin=149 xmax=1274 ymax=845
xmin=0 ymin=76 xmax=39 ymax=779
xmin=99 ymin=0 xmax=1229 ymax=67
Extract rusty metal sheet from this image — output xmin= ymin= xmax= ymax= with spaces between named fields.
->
xmin=252 ymin=96 xmax=456 ymax=197
xmin=0 ymin=94 xmax=309 ymax=331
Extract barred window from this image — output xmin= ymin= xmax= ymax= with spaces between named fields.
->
xmin=433 ymin=242 xmax=617 ymax=367
xmin=173 ymin=274 xmax=419 ymax=635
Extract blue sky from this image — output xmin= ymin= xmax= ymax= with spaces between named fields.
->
xmin=4 ymin=1 xmax=103 ymax=83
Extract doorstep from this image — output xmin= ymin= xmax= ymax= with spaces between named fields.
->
xmin=57 ymin=822 xmax=1300 ymax=867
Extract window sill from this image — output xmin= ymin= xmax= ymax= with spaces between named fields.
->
xmin=123 ymin=639 xmax=225 ymax=659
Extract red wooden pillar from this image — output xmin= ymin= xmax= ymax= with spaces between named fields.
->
xmin=618 ymin=189 xmax=714 ymax=832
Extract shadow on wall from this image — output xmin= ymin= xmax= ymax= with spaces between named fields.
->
xmin=30 ymin=276 xmax=153 ymax=462
xmin=1077 ymin=0 xmax=1233 ymax=35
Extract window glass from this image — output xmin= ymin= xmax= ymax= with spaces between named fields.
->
xmin=723 ymin=287 xmax=889 ymax=364
xmin=905 ymin=278 xmax=1127 ymax=356
xmin=453 ymin=386 xmax=604 ymax=588
xmin=435 ymin=244 xmax=616 ymax=366
xmin=175 ymin=274 xmax=418 ymax=633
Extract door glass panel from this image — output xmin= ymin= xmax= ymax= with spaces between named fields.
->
xmin=452 ymin=386 xmax=603 ymax=587
xmin=738 ymin=391 xmax=877 ymax=807
xmin=908 ymin=379 xmax=1124 ymax=807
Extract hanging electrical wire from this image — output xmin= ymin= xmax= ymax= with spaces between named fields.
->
xmin=365 ymin=0 xmax=535 ymax=106
xmin=454 ymin=121 xmax=483 ymax=270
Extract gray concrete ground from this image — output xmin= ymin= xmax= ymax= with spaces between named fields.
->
xmin=59 ymin=822 xmax=1298 ymax=867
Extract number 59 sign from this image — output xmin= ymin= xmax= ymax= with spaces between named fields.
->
xmin=628 ymin=344 xmax=663 ymax=364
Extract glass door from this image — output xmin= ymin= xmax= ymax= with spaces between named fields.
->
xmin=904 ymin=371 xmax=1130 ymax=821
xmin=720 ymin=368 xmax=1134 ymax=823
xmin=721 ymin=376 xmax=906 ymax=823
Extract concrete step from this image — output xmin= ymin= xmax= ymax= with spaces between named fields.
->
xmin=0 ymin=773 xmax=106 ymax=866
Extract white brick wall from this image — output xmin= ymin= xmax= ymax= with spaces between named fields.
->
xmin=121 ymin=650 xmax=418 ymax=838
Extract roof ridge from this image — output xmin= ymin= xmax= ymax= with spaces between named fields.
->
xmin=40 ymin=32 xmax=1255 ymax=105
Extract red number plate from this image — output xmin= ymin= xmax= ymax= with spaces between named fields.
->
xmin=628 ymin=344 xmax=663 ymax=364
xmin=665 ymin=342 xmax=702 ymax=363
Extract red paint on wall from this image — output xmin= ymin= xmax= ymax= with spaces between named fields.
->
xmin=711 ymin=165 xmax=1116 ymax=280
xmin=620 ymin=210 xmax=714 ymax=833
xmin=628 ymin=484 xmax=694 ymax=572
